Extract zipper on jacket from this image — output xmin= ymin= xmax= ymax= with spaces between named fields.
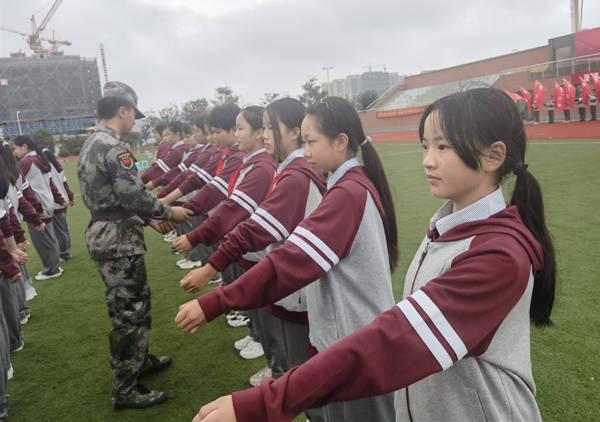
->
xmin=406 ymin=238 xmax=430 ymax=422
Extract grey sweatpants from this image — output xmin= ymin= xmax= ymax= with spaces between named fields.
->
xmin=27 ymin=220 xmax=60 ymax=275
xmin=15 ymin=264 xmax=30 ymax=320
xmin=0 ymin=281 xmax=10 ymax=418
xmin=0 ymin=278 xmax=22 ymax=351
xmin=52 ymin=211 xmax=72 ymax=260
xmin=177 ymin=215 xmax=210 ymax=263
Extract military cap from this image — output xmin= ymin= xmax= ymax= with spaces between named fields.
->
xmin=102 ymin=81 xmax=145 ymax=119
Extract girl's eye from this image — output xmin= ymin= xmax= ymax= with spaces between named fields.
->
xmin=438 ymin=144 xmax=450 ymax=150
xmin=421 ymin=144 xmax=428 ymax=151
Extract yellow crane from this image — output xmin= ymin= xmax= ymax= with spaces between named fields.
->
xmin=0 ymin=0 xmax=71 ymax=57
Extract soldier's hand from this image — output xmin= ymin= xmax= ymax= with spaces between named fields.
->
xmin=35 ymin=222 xmax=46 ymax=232
xmin=9 ymin=272 xmax=22 ymax=284
xmin=18 ymin=240 xmax=31 ymax=252
xmin=175 ymin=299 xmax=207 ymax=334
xmin=171 ymin=206 xmax=193 ymax=223
xmin=180 ymin=264 xmax=217 ymax=293
xmin=173 ymin=234 xmax=193 ymax=254
xmin=194 ymin=395 xmax=237 ymax=422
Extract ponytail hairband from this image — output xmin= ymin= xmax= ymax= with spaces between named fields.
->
xmin=42 ymin=147 xmax=49 ymax=152
xmin=361 ymin=136 xmax=372 ymax=146
xmin=514 ymin=163 xmax=528 ymax=176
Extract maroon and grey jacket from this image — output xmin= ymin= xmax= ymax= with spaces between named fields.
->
xmin=153 ymin=143 xmax=205 ymax=187
xmin=230 ymin=189 xmax=544 ymax=422
xmin=208 ymin=149 xmax=326 ymax=321
xmin=141 ymin=140 xmax=189 ymax=184
xmin=197 ymin=157 xmax=395 ymax=349
xmin=17 ymin=152 xmax=65 ymax=221
xmin=0 ymin=207 xmax=19 ymax=278
xmin=185 ymin=148 xmax=276 ymax=249
xmin=181 ymin=145 xmax=245 ymax=216
xmin=156 ymin=144 xmax=219 ymax=198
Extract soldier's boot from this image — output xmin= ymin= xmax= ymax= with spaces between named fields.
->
xmin=113 ymin=384 xmax=167 ymax=409
xmin=139 ymin=354 xmax=172 ymax=378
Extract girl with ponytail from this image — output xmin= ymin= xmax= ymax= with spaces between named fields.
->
xmin=188 ymin=88 xmax=554 ymax=422
xmin=177 ymin=96 xmax=398 ymax=421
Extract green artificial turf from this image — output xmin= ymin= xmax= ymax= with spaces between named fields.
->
xmin=7 ymin=139 xmax=600 ymax=421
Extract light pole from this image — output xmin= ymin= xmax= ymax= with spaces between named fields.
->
xmin=16 ymin=110 xmax=23 ymax=135
xmin=322 ymin=66 xmax=334 ymax=95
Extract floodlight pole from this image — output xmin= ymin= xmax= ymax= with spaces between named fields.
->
xmin=322 ymin=66 xmax=334 ymax=95
xmin=16 ymin=110 xmax=23 ymax=135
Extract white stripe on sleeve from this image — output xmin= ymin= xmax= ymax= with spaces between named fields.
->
xmin=198 ymin=168 xmax=213 ymax=182
xmin=0 ymin=208 xmax=6 ymax=219
xmin=230 ymin=194 xmax=254 ymax=214
xmin=22 ymin=180 xmax=30 ymax=190
xmin=293 ymin=226 xmax=339 ymax=266
xmin=250 ymin=214 xmax=283 ymax=241
xmin=210 ymin=178 xmax=228 ymax=196
xmin=157 ymin=159 xmax=170 ymax=172
xmin=412 ymin=290 xmax=467 ymax=360
xmin=397 ymin=300 xmax=453 ymax=370
xmin=255 ymin=208 xmax=288 ymax=238
xmin=178 ymin=163 xmax=188 ymax=172
xmin=288 ymin=234 xmax=331 ymax=272
xmin=232 ymin=189 xmax=257 ymax=211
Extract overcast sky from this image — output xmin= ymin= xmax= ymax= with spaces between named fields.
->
xmin=1 ymin=0 xmax=599 ymax=112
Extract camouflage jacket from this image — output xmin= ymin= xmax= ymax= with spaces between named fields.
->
xmin=78 ymin=124 xmax=172 ymax=260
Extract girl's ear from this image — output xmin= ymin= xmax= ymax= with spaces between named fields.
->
xmin=289 ymin=126 xmax=301 ymax=144
xmin=334 ymin=132 xmax=349 ymax=152
xmin=482 ymin=141 xmax=506 ymax=173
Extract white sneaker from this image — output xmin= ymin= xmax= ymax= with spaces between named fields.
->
xmin=249 ymin=366 xmax=272 ymax=386
xmin=227 ymin=313 xmax=249 ymax=328
xmin=208 ymin=274 xmax=223 ymax=285
xmin=234 ymin=335 xmax=253 ymax=351
xmin=163 ymin=230 xmax=177 ymax=242
xmin=176 ymin=258 xmax=188 ymax=266
xmin=25 ymin=286 xmax=37 ymax=301
xmin=240 ymin=340 xmax=264 ymax=359
xmin=35 ymin=267 xmax=63 ymax=281
xmin=7 ymin=365 xmax=13 ymax=380
xmin=20 ymin=314 xmax=30 ymax=325
xmin=13 ymin=341 xmax=24 ymax=352
xmin=178 ymin=259 xmax=203 ymax=269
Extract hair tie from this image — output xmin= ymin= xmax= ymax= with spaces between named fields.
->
xmin=361 ymin=136 xmax=372 ymax=146
xmin=514 ymin=163 xmax=528 ymax=176
xmin=42 ymin=147 xmax=49 ymax=152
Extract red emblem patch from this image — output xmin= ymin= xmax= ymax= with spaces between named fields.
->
xmin=117 ymin=153 xmax=135 ymax=170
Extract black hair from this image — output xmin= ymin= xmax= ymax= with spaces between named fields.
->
xmin=193 ymin=116 xmax=206 ymax=134
xmin=418 ymin=87 xmax=556 ymax=326
xmin=42 ymin=147 xmax=62 ymax=172
xmin=266 ymin=98 xmax=305 ymax=161
xmin=208 ymin=104 xmax=241 ymax=132
xmin=0 ymin=141 xmax=19 ymax=184
xmin=168 ymin=121 xmax=185 ymax=139
xmin=241 ymin=106 xmax=265 ymax=132
xmin=0 ymin=156 xmax=9 ymax=198
xmin=97 ymin=96 xmax=134 ymax=120
xmin=13 ymin=135 xmax=51 ymax=169
xmin=182 ymin=123 xmax=193 ymax=135
xmin=306 ymin=96 xmax=399 ymax=273
xmin=155 ymin=122 xmax=167 ymax=135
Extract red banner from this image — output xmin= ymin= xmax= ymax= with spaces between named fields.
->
xmin=533 ymin=81 xmax=547 ymax=109
xmin=590 ymin=73 xmax=600 ymax=97
xmin=504 ymin=90 xmax=523 ymax=102
xmin=580 ymin=79 xmax=591 ymax=105
xmin=519 ymin=87 xmax=532 ymax=111
xmin=571 ymin=71 xmax=600 ymax=85
xmin=554 ymin=82 xmax=565 ymax=110
xmin=376 ymin=106 xmax=427 ymax=119
xmin=562 ymin=78 xmax=576 ymax=108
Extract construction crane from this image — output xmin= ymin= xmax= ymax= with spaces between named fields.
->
xmin=0 ymin=0 xmax=71 ymax=57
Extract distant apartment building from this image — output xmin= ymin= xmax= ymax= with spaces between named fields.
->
xmin=323 ymin=70 xmax=404 ymax=102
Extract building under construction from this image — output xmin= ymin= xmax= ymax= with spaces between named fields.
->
xmin=0 ymin=0 xmax=102 ymax=138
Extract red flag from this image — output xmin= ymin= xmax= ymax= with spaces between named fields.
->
xmin=554 ymin=82 xmax=565 ymax=110
xmin=581 ymin=78 xmax=591 ymax=105
xmin=519 ymin=87 xmax=532 ymax=111
xmin=590 ymin=73 xmax=600 ymax=98
xmin=562 ymin=78 xmax=576 ymax=108
xmin=504 ymin=90 xmax=523 ymax=102
xmin=533 ymin=81 xmax=547 ymax=109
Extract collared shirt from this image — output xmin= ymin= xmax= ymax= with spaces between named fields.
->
xmin=429 ymin=187 xmax=506 ymax=237
xmin=327 ymin=157 xmax=361 ymax=190
xmin=24 ymin=151 xmax=37 ymax=158
xmin=243 ymin=148 xmax=266 ymax=165
xmin=172 ymin=140 xmax=185 ymax=148
xmin=277 ymin=148 xmax=304 ymax=175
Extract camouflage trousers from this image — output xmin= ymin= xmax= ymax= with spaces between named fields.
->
xmin=95 ymin=254 xmax=151 ymax=398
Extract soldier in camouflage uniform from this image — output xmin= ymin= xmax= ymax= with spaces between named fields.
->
xmin=78 ymin=81 xmax=190 ymax=409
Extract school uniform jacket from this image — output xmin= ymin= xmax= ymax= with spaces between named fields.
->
xmin=230 ymin=190 xmax=544 ymax=422
xmin=208 ymin=149 xmax=326 ymax=317
xmin=12 ymin=175 xmax=43 ymax=227
xmin=197 ymin=158 xmax=395 ymax=351
xmin=181 ymin=146 xmax=245 ymax=216
xmin=185 ymin=149 xmax=276 ymax=248
xmin=19 ymin=173 xmax=44 ymax=216
xmin=17 ymin=152 xmax=65 ymax=220
xmin=0 ymin=228 xmax=19 ymax=278
xmin=48 ymin=162 xmax=73 ymax=215
xmin=141 ymin=140 xmax=189 ymax=184
xmin=155 ymin=142 xmax=171 ymax=161
xmin=2 ymin=188 xmax=27 ymax=244
xmin=156 ymin=144 xmax=219 ymax=198
xmin=153 ymin=144 xmax=205 ymax=187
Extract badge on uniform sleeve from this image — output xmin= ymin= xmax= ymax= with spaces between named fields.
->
xmin=117 ymin=153 xmax=134 ymax=170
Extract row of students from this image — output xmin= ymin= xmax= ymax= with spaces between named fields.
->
xmin=167 ymin=89 xmax=556 ymax=422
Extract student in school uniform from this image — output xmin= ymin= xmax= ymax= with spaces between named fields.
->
xmin=178 ymin=99 xmax=327 ymax=400
xmin=42 ymin=148 xmax=74 ymax=261
xmin=176 ymin=96 xmax=399 ymax=422
xmin=12 ymin=136 xmax=67 ymax=281
xmin=190 ymin=88 xmax=556 ymax=422
xmin=153 ymin=122 xmax=168 ymax=163
xmin=142 ymin=121 xmax=190 ymax=188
